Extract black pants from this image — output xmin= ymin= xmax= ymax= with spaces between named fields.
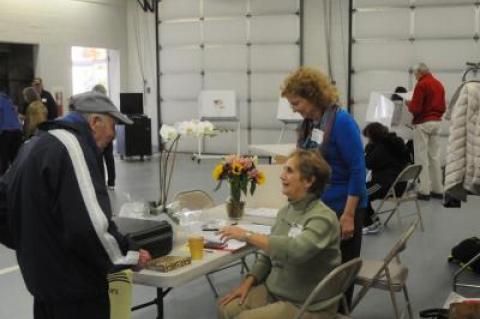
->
xmin=102 ymin=142 xmax=115 ymax=187
xmin=0 ymin=130 xmax=23 ymax=175
xmin=339 ymin=207 xmax=364 ymax=311
xmin=34 ymin=295 xmax=109 ymax=319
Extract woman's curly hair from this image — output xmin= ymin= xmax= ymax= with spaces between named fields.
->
xmin=281 ymin=67 xmax=339 ymax=109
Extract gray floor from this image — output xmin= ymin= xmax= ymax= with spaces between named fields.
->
xmin=1 ymin=153 xmax=479 ymax=319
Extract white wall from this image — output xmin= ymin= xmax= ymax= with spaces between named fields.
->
xmin=0 ymin=0 xmax=128 ymax=108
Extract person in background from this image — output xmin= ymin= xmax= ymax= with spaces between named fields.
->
xmin=406 ymin=63 xmax=446 ymax=201
xmin=22 ymin=87 xmax=48 ymax=139
xmin=0 ymin=87 xmax=23 ymax=175
xmin=281 ymin=67 xmax=367 ymax=308
xmin=0 ymin=91 xmax=151 ymax=319
xmin=362 ymin=122 xmax=409 ymax=235
xmin=92 ymin=84 xmax=116 ymax=190
xmin=32 ymin=77 xmax=58 ymax=120
xmin=218 ymin=150 xmax=341 ymax=319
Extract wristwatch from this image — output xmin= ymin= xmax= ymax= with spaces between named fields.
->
xmin=244 ymin=231 xmax=254 ymax=242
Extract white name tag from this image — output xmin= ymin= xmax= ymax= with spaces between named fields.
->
xmin=42 ymin=98 xmax=47 ymax=103
xmin=311 ymin=128 xmax=324 ymax=144
xmin=288 ymin=224 xmax=303 ymax=238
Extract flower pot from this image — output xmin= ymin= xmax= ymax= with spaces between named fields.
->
xmin=226 ymin=199 xmax=245 ymax=220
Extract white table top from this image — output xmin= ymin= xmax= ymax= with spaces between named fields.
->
xmin=248 ymin=143 xmax=296 ymax=157
xmin=133 ymin=204 xmax=276 ymax=288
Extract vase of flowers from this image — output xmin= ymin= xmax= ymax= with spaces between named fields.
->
xmin=213 ymin=155 xmax=265 ymax=220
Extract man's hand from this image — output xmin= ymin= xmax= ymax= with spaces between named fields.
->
xmin=137 ymin=249 xmax=152 ymax=269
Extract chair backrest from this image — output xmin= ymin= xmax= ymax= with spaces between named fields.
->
xmin=385 ymin=164 xmax=422 ymax=198
xmin=384 ymin=218 xmax=419 ymax=262
xmin=293 ymin=258 xmax=363 ymax=319
xmin=173 ymin=190 xmax=215 ymax=210
xmin=246 ymin=164 xmax=287 ymax=209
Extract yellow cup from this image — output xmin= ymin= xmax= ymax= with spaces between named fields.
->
xmin=188 ymin=236 xmax=204 ymax=260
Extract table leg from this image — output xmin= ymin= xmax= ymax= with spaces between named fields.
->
xmin=157 ymin=287 xmax=163 ymax=319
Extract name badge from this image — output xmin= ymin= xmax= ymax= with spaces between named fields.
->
xmin=311 ymin=128 xmax=324 ymax=145
xmin=288 ymin=224 xmax=303 ymax=238
xmin=42 ymin=98 xmax=47 ymax=103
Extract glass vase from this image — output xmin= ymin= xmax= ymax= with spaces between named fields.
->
xmin=226 ymin=197 xmax=245 ymax=220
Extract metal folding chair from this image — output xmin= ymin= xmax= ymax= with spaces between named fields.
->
xmin=351 ymin=218 xmax=419 ymax=319
xmin=374 ymin=164 xmax=425 ymax=231
xmin=293 ymin=258 xmax=363 ymax=319
xmin=173 ymin=189 xmax=215 ymax=211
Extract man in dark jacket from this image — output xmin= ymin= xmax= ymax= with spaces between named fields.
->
xmin=2 ymin=92 xmax=151 ymax=319
xmin=406 ymin=63 xmax=446 ymax=200
xmin=32 ymin=77 xmax=58 ymax=120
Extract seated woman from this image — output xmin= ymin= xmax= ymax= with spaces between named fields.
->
xmin=362 ymin=122 xmax=410 ymax=234
xmin=217 ymin=150 xmax=341 ymax=319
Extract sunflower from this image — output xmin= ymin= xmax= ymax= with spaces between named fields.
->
xmin=256 ymin=171 xmax=266 ymax=185
xmin=231 ymin=162 xmax=243 ymax=175
xmin=212 ymin=164 xmax=224 ymax=181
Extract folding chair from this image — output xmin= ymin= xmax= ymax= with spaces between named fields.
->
xmin=173 ymin=189 xmax=215 ymax=211
xmin=293 ymin=258 xmax=363 ymax=319
xmin=173 ymin=189 xmax=249 ymax=298
xmin=374 ymin=164 xmax=425 ymax=231
xmin=351 ymin=218 xmax=419 ymax=319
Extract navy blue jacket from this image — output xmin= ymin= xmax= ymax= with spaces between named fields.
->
xmin=3 ymin=117 xmax=139 ymax=302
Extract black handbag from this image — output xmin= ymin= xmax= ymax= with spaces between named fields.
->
xmin=114 ymin=217 xmax=173 ymax=258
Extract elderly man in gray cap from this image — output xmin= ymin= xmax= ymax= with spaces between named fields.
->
xmin=0 ymin=91 xmax=151 ymax=319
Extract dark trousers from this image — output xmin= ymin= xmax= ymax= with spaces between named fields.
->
xmin=103 ymin=142 xmax=115 ymax=186
xmin=339 ymin=207 xmax=364 ymax=311
xmin=0 ymin=130 xmax=23 ymax=175
xmin=34 ymin=295 xmax=109 ymax=319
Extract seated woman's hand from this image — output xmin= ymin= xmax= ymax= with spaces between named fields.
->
xmin=218 ymin=276 xmax=255 ymax=306
xmin=218 ymin=226 xmax=247 ymax=242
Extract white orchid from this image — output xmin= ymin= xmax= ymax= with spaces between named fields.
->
xmin=197 ymin=120 xmax=215 ymax=136
xmin=159 ymin=125 xmax=178 ymax=141
xmin=175 ymin=119 xmax=216 ymax=137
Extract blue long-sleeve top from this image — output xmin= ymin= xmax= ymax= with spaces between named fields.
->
xmin=0 ymin=93 xmax=21 ymax=132
xmin=298 ymin=108 xmax=367 ymax=214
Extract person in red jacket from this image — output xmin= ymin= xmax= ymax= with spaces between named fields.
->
xmin=406 ymin=63 xmax=446 ymax=200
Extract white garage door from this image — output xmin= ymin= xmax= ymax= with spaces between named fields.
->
xmin=351 ymin=0 xmax=480 ymax=131
xmin=158 ymin=0 xmax=302 ymax=153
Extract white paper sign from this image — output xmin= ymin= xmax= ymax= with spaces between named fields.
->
xmin=366 ymin=92 xmax=395 ymax=128
xmin=199 ymin=90 xmax=237 ymax=119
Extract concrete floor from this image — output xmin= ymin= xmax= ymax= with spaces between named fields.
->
xmin=1 ymin=153 xmax=479 ymax=319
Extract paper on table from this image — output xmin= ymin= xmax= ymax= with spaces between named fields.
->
xmin=245 ymin=208 xmax=278 ymax=219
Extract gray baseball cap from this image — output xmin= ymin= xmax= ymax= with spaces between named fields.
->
xmin=70 ymin=91 xmax=133 ymax=125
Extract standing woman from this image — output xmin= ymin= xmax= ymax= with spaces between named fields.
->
xmin=281 ymin=67 xmax=367 ymax=306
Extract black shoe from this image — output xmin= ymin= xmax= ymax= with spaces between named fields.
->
xmin=430 ymin=192 xmax=443 ymax=199
xmin=417 ymin=193 xmax=430 ymax=201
